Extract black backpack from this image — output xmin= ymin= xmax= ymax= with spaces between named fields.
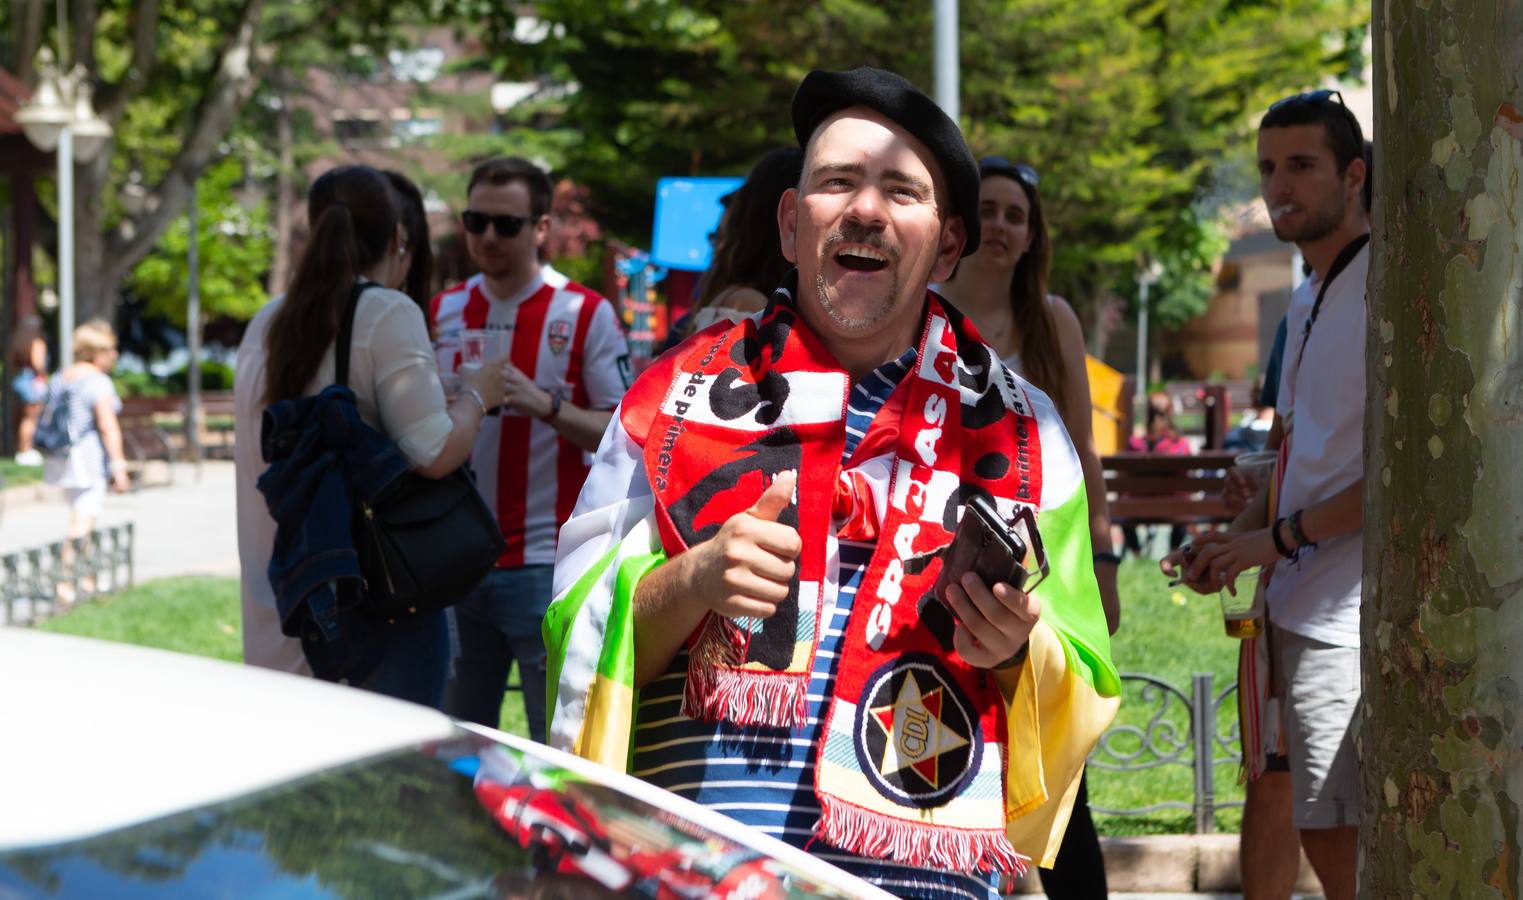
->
xmin=32 ymin=380 xmax=73 ymax=455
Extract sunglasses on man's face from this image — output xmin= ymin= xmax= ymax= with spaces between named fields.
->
xmin=461 ymin=210 xmax=533 ymax=237
xmin=980 ymin=156 xmax=1040 ymax=187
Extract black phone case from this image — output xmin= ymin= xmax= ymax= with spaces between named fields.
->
xmin=932 ymin=494 xmax=1029 ymax=611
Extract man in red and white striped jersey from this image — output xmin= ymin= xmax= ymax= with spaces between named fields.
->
xmin=431 ymin=157 xmax=631 ymax=741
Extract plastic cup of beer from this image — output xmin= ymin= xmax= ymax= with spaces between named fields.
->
xmin=1233 ymin=450 xmax=1277 ymax=492
xmin=432 ymin=334 xmax=462 ymax=395
xmin=459 ymin=329 xmax=488 ymax=371
xmin=1220 ymin=565 xmax=1263 ymax=639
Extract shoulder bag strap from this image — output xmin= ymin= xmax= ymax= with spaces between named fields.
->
xmin=334 ymin=280 xmax=376 ymax=388
xmin=1293 ymin=233 xmax=1370 ymax=369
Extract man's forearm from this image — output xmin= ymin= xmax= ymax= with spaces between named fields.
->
xmin=1293 ymin=478 xmax=1362 ymax=543
xmin=552 ymin=405 xmax=614 ymax=453
xmin=1229 ymin=481 xmax=1270 ymax=533
xmin=631 ymin=552 xmax=708 ymax=688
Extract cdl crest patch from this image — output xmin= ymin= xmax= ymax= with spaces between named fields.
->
xmin=853 ymin=653 xmax=980 ymax=808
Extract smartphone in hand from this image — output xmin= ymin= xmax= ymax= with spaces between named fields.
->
xmin=932 ymin=495 xmax=1049 ymax=619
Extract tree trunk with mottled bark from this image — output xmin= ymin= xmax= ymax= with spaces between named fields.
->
xmin=1363 ymin=3 xmax=1523 ymax=897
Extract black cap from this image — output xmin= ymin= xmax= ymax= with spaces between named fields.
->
xmin=790 ymin=67 xmax=980 ymax=256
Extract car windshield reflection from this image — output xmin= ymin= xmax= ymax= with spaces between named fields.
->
xmin=0 ymin=732 xmax=862 ymax=899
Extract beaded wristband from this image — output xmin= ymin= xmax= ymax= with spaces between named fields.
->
xmin=1271 ymin=517 xmax=1296 ymax=558
xmin=1287 ymin=510 xmax=1315 ymax=548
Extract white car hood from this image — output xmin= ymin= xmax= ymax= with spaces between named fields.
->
xmin=0 ymin=629 xmax=457 ymax=850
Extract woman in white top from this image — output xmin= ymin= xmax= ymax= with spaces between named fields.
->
xmin=938 ymin=159 xmax=1117 ymax=898
xmin=234 ymin=165 xmax=507 ymax=707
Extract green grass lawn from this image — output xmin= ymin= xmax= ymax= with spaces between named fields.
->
xmin=1 ymin=458 xmax=47 ymax=489
xmin=35 ymin=575 xmax=529 ymax=738
xmin=1091 ymin=553 xmax=1245 ymax=835
xmin=34 ymin=558 xmax=1245 ymax=835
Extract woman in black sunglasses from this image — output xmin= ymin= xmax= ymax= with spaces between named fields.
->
xmin=940 ymin=158 xmax=1117 ymax=899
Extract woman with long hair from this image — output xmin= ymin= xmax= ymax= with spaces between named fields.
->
xmin=234 ymin=165 xmax=508 ymax=707
xmin=939 ymin=157 xmax=1117 ymax=899
xmin=660 ymin=147 xmax=803 ymax=351
xmin=383 ymin=170 xmax=435 ymax=311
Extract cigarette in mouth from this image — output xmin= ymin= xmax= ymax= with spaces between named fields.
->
xmin=1271 ymin=204 xmax=1294 ymax=220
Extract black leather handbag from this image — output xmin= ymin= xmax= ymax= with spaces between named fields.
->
xmin=338 ymin=282 xmax=504 ymax=619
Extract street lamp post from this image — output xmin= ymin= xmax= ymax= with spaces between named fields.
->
xmin=933 ymin=0 xmax=960 ymax=122
xmin=15 ymin=48 xmax=112 ymax=368
xmin=186 ymin=181 xmax=202 ymax=472
xmin=1134 ymin=261 xmax=1163 ymax=434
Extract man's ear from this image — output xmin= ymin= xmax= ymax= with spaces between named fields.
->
xmin=777 ymin=188 xmax=799 ymax=264
xmin=930 ymin=216 xmax=967 ymax=283
xmin=1346 ymin=156 xmax=1367 ymax=207
xmin=533 ymin=213 xmax=551 ymax=249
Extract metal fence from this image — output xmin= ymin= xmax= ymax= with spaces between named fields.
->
xmin=1 ymin=524 xmax=136 ymax=625
xmin=1088 ymin=671 xmax=1243 ymax=833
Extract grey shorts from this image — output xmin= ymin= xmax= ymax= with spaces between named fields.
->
xmin=1271 ymin=622 xmax=1362 ymax=829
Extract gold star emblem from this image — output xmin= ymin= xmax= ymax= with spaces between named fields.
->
xmin=868 ymin=671 xmax=970 ymax=788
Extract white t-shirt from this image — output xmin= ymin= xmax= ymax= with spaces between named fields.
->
xmin=1266 ymin=244 xmax=1368 ymax=648
xmin=234 ymin=285 xmax=454 ymax=675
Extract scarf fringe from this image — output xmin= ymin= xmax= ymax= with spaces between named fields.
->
xmin=684 ymin=658 xmax=810 ymax=728
xmin=816 ymin=795 xmax=1029 ymax=878
xmin=682 ymin=612 xmax=809 ymax=728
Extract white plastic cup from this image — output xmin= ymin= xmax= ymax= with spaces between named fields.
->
xmin=1233 ymin=449 xmax=1277 ymax=491
xmin=1220 ymin=565 xmax=1265 ymax=639
xmin=434 ymin=334 xmax=463 ymax=395
xmin=459 ymin=329 xmax=488 ymax=372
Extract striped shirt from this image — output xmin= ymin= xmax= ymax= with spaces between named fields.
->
xmin=430 ymin=272 xmax=631 ymax=567
xmin=631 ymin=348 xmax=1000 ymax=900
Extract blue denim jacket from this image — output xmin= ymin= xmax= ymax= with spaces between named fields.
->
xmin=256 ymin=384 xmax=411 ymax=660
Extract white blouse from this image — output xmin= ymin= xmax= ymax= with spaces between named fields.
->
xmin=233 ymin=285 xmax=453 ymax=675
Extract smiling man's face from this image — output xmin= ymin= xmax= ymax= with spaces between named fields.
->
xmin=779 ymin=108 xmax=964 ymax=347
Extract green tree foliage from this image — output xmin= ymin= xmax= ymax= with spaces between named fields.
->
xmin=471 ymin=0 xmax=1365 ymax=327
xmin=1 ymin=0 xmax=448 ymax=322
xmin=128 ymin=157 xmax=272 ymax=326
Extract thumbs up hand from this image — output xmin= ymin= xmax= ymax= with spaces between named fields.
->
xmin=682 ymin=470 xmax=803 ymax=620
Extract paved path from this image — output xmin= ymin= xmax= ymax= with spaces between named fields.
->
xmin=0 ymin=461 xmax=241 ymax=585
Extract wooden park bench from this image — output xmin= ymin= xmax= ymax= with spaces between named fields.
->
xmin=118 ymin=396 xmax=181 ymax=488
xmin=199 ymin=392 xmax=237 ymax=460
xmin=1103 ymin=451 xmax=1238 ymax=529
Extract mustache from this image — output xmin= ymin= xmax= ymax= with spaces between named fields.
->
xmin=822 ymin=223 xmax=900 ymax=262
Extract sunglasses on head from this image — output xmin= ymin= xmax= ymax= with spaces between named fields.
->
xmin=980 ymin=156 xmax=1040 ymax=187
xmin=1269 ymin=88 xmax=1363 ymax=134
xmin=461 ymin=210 xmax=533 ymax=237
xmin=1270 ymin=88 xmax=1346 ymax=111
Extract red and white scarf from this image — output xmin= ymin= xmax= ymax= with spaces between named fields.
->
xmin=627 ymin=277 xmax=1042 ymax=875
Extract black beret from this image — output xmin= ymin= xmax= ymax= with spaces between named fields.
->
xmin=790 ymin=66 xmax=981 ymax=256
